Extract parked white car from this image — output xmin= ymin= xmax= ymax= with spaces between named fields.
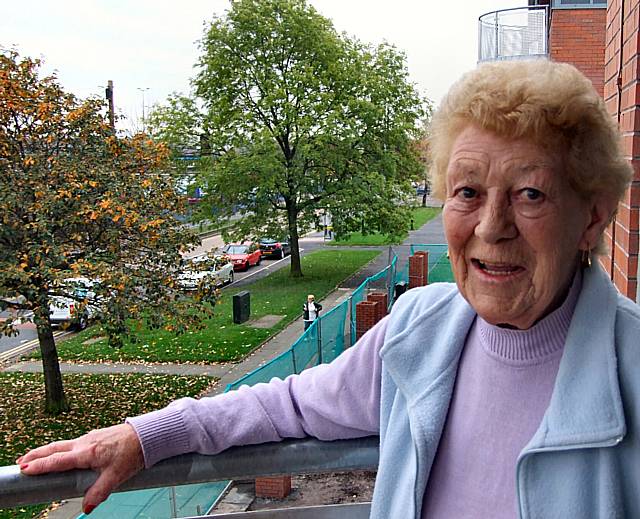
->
xmin=177 ymin=256 xmax=234 ymax=291
xmin=49 ymin=277 xmax=99 ymax=330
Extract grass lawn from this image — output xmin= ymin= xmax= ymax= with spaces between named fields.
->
xmin=32 ymin=249 xmax=379 ymax=364
xmin=0 ymin=372 xmax=215 ymax=519
xmin=330 ymin=207 xmax=441 ymax=246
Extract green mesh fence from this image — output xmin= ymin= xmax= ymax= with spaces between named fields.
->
xmin=226 ymin=350 xmax=296 ymax=392
xmin=387 ymin=256 xmax=398 ymax=311
xmin=410 ymin=244 xmax=449 ymax=267
xmin=410 ymin=244 xmax=454 ymax=283
xmin=318 ymin=300 xmax=348 ymax=363
xmin=349 ymin=279 xmax=368 ymax=346
xmin=291 ymin=319 xmax=320 ymax=372
xmin=227 ymin=244 xmax=453 ymax=386
xmin=224 ymin=302 xmax=350 ymax=392
xmin=429 ymin=255 xmax=454 ymax=283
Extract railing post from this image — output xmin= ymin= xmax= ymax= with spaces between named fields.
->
xmin=169 ymin=486 xmax=178 ymax=518
xmin=316 ymin=318 xmax=323 ymax=365
xmin=349 ymin=296 xmax=355 ymax=347
xmin=495 ymin=11 xmax=499 ymax=59
xmin=291 ymin=348 xmax=298 ymax=375
xmin=544 ymin=5 xmax=550 ymax=55
xmin=386 ymin=247 xmax=394 ymax=297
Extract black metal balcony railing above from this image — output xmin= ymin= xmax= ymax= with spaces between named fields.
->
xmin=478 ymin=6 xmax=549 ymax=63
xmin=0 ymin=437 xmax=379 ymax=518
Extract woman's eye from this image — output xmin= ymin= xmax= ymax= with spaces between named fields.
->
xmin=458 ymin=187 xmax=477 ymax=199
xmin=522 ymin=188 xmax=544 ymax=201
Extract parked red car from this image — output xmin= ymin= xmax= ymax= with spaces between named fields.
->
xmin=223 ymin=244 xmax=262 ymax=271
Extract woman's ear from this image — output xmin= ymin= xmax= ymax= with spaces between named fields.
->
xmin=579 ymin=195 xmax=618 ymax=251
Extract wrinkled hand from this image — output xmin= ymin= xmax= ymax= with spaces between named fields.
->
xmin=17 ymin=423 xmax=144 ymax=515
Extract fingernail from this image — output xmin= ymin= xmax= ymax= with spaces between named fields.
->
xmin=19 ymin=463 xmax=28 ymax=471
xmin=16 ymin=456 xmax=23 ymax=464
xmin=84 ymin=504 xmax=96 ymax=515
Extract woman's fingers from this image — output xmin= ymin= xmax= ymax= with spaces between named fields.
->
xmin=20 ymin=449 xmax=89 ymax=474
xmin=82 ymin=468 xmax=123 ymax=514
xmin=18 ymin=439 xmax=76 ymax=465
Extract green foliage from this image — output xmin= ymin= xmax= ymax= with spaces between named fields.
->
xmin=37 ymin=249 xmax=380 ymax=363
xmin=0 ymin=372 xmax=215 ymax=519
xmin=0 ymin=49 xmax=218 ymax=412
xmin=149 ymin=0 xmax=427 ymax=276
xmin=147 ymin=94 xmax=203 ymax=153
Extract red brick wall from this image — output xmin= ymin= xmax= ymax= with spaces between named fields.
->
xmin=367 ymin=291 xmax=389 ymax=319
xmin=604 ymin=0 xmax=640 ymax=299
xmin=550 ymin=8 xmax=607 ymax=96
xmin=255 ymin=476 xmax=292 ymax=499
xmin=409 ymin=252 xmax=429 ymax=289
xmin=355 ymin=300 xmax=381 ymax=341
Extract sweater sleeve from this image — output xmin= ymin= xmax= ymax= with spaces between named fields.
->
xmin=127 ymin=316 xmax=388 ymax=468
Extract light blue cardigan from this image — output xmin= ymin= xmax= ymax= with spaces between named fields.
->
xmin=372 ymin=264 xmax=640 ymax=519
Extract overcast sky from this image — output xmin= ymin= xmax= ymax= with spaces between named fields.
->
xmin=1 ymin=0 xmax=525 ymax=131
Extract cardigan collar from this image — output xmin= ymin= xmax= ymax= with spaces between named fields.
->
xmin=525 ymin=264 xmax=626 ymax=450
xmin=380 ymin=264 xmax=626 ymax=449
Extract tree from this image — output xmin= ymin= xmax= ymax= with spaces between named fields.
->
xmin=414 ymin=121 xmax=433 ymax=208
xmin=0 ymin=49 xmax=214 ymax=414
xmin=150 ymin=0 xmax=426 ymax=277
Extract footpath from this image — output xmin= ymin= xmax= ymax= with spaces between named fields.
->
xmin=3 ymin=213 xmax=447 ymax=519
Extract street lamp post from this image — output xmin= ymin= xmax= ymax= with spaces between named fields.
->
xmin=137 ymin=87 xmax=150 ymax=133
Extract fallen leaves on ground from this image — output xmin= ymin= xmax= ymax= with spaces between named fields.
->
xmin=0 ymin=372 xmax=216 ymax=519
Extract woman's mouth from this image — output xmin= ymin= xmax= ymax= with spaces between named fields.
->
xmin=471 ymin=259 xmax=525 ymax=276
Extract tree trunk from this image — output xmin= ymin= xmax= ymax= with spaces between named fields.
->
xmin=35 ymin=306 xmax=69 ymax=415
xmin=286 ymin=202 xmax=303 ymax=278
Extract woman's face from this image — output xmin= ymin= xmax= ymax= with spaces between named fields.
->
xmin=443 ymin=126 xmax=603 ymax=329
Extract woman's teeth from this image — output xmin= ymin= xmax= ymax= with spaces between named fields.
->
xmin=475 ymin=260 xmax=520 ymax=275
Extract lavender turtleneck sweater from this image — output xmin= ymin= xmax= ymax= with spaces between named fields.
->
xmin=421 ymin=273 xmax=581 ymax=518
xmin=128 ymin=275 xmax=581 ymax=518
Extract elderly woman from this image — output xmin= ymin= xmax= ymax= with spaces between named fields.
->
xmin=19 ymin=59 xmax=640 ymax=518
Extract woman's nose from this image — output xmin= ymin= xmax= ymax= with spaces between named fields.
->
xmin=474 ymin=196 xmax=517 ymax=243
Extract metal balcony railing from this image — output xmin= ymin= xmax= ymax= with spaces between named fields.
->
xmin=0 ymin=437 xmax=379 ymax=518
xmin=189 ymin=503 xmax=372 ymax=518
xmin=478 ymin=6 xmax=549 ymax=63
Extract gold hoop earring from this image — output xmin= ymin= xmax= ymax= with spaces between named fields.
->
xmin=581 ymin=249 xmax=592 ymax=268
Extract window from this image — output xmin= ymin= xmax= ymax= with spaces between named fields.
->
xmin=552 ymin=0 xmax=606 ymax=8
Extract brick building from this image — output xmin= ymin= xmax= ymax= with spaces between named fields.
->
xmin=480 ymin=0 xmax=639 ymax=302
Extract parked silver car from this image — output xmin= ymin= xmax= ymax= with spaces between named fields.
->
xmin=177 ymin=256 xmax=234 ymax=291
xmin=49 ymin=278 xmax=98 ymax=330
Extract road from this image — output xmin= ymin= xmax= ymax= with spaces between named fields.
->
xmin=230 ymin=231 xmax=327 ymax=287
xmin=0 ymin=232 xmax=329 ymax=363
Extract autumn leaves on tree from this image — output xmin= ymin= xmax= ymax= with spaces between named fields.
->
xmin=0 ymin=50 xmax=213 ymax=414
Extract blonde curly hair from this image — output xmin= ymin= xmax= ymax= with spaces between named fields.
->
xmin=430 ymin=60 xmax=632 ymax=212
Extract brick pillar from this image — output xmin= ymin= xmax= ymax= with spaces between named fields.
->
xmin=255 ymin=476 xmax=292 ymax=499
xmin=355 ymin=300 xmax=381 ymax=341
xmin=367 ymin=291 xmax=388 ymax=318
xmin=603 ymin=0 xmax=640 ymax=299
xmin=409 ymin=252 xmax=429 ymax=288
